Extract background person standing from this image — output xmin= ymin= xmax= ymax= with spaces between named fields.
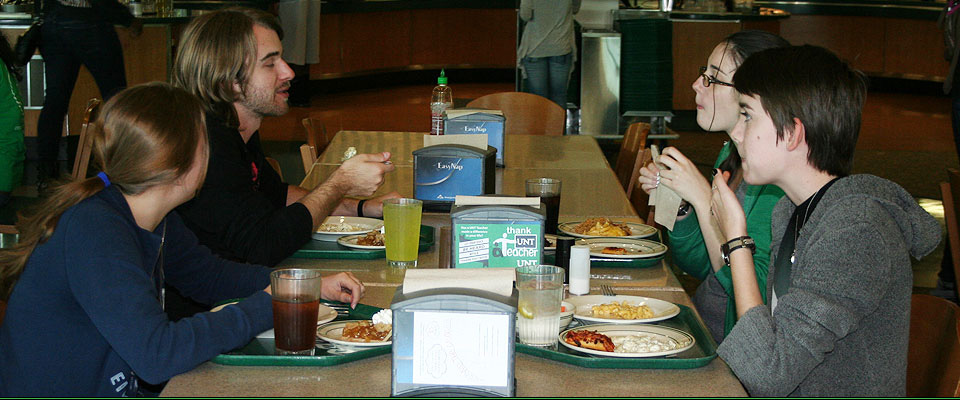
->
xmin=35 ymin=0 xmax=141 ymax=190
xmin=517 ymin=0 xmax=580 ymax=108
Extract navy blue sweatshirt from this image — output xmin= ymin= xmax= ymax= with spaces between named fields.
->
xmin=0 ymin=186 xmax=273 ymax=396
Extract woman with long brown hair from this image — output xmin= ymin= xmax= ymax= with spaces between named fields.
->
xmin=637 ymin=31 xmax=789 ymax=343
xmin=0 ymin=82 xmax=364 ymax=396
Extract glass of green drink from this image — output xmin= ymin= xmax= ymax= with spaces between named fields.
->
xmin=383 ymin=198 xmax=423 ymax=267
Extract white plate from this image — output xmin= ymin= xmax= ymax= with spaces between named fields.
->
xmin=316 ymin=320 xmax=392 ymax=347
xmin=576 ymin=238 xmax=668 ymax=259
xmin=558 ymin=220 xmax=657 ymax=239
xmin=312 ymin=216 xmax=383 ymax=241
xmin=337 ymin=234 xmax=385 ymax=250
xmin=565 ymin=295 xmax=680 ymax=324
xmin=559 ymin=324 xmax=695 ymax=358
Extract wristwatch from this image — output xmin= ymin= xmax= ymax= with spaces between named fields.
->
xmin=721 ymin=236 xmax=756 ymax=265
xmin=677 ymin=200 xmax=691 ymax=216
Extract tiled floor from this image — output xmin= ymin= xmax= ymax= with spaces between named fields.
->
xmin=255 ymin=78 xmax=955 ymax=295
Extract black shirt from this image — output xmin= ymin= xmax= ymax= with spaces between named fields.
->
xmin=175 ymin=112 xmax=313 ymax=267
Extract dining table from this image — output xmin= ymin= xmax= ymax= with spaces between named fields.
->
xmin=159 ymin=131 xmax=747 ymax=397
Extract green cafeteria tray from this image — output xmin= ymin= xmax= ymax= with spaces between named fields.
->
xmin=291 ymin=225 xmax=434 ymax=259
xmin=516 ymin=305 xmax=717 ymax=369
xmin=211 ymin=303 xmax=389 ymax=366
xmin=542 ymin=251 xmax=663 ymax=268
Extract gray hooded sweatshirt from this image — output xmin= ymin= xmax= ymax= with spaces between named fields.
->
xmin=717 ymin=174 xmax=941 ymax=397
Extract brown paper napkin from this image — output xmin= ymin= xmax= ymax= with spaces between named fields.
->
xmin=649 ymin=145 xmax=682 ymax=231
xmin=402 ymin=268 xmax=516 ymax=297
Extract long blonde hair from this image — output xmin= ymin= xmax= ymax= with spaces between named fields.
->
xmin=0 ymin=82 xmax=208 ymax=300
xmin=171 ymin=7 xmax=283 ymax=127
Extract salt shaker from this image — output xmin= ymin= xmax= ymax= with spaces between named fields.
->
xmin=569 ymin=244 xmax=591 ymax=295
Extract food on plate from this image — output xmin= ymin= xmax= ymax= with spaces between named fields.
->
xmin=341 ymin=146 xmax=357 ymax=162
xmin=341 ymin=320 xmax=391 ymax=342
xmin=564 ymin=329 xmax=615 ymax=352
xmin=612 ymin=333 xmax=683 ymax=354
xmin=357 ymin=230 xmax=385 ymax=246
xmin=318 ymin=222 xmax=362 ymax=232
xmin=572 ymin=218 xmax=632 ymax=236
xmin=601 ymin=246 xmax=627 ymax=255
xmin=592 ymin=301 xmax=655 ymax=320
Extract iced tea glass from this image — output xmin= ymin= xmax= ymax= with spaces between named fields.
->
xmin=270 ymin=268 xmax=323 ymax=355
xmin=525 ymin=178 xmax=561 ymax=234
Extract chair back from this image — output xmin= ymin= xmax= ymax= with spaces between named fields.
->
xmin=465 ymin=92 xmax=565 ymax=136
xmin=628 ymin=148 xmax=655 ymax=224
xmin=616 ymin=122 xmax=650 ymax=193
xmin=906 ymin=294 xmax=960 ymax=397
xmin=265 ymin=157 xmax=283 ymax=181
xmin=942 ymin=168 xmax=960 ymax=294
xmin=301 ymin=117 xmax=332 ymax=173
xmin=72 ymin=98 xmax=102 ymax=180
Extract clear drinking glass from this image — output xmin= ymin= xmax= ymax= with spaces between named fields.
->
xmin=525 ymin=178 xmax=561 ymax=235
xmin=383 ymin=198 xmax=423 ymax=267
xmin=270 ymin=268 xmax=323 ymax=355
xmin=516 ymin=265 xmax=564 ymax=347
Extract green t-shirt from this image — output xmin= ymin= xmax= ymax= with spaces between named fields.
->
xmin=666 ymin=141 xmax=784 ymax=336
xmin=0 ymin=64 xmax=24 ymax=192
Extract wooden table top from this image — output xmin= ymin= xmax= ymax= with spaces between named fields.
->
xmin=159 ymin=131 xmax=744 ymax=397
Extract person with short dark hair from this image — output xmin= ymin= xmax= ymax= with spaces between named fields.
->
xmin=710 ymin=45 xmax=941 ymax=396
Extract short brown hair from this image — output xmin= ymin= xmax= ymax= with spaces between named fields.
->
xmin=171 ymin=7 xmax=283 ymax=126
xmin=733 ymin=45 xmax=867 ymax=177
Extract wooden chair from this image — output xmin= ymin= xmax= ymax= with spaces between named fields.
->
xmin=615 ymin=122 xmax=651 ymax=194
xmin=628 ymin=147 xmax=656 ymax=225
xmin=465 ymin=92 xmax=565 ymax=136
xmin=941 ymin=168 xmax=960 ymax=295
xmin=72 ymin=98 xmax=102 ymax=180
xmin=265 ymin=157 xmax=283 ymax=181
xmin=300 ymin=117 xmax=332 ymax=174
xmin=906 ymin=294 xmax=960 ymax=397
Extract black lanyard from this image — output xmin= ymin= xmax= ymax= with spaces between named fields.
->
xmin=154 ymin=219 xmax=166 ymax=310
xmin=773 ymin=178 xmax=838 ymax=297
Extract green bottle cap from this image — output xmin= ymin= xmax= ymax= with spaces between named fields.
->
xmin=437 ymin=69 xmax=448 ymax=85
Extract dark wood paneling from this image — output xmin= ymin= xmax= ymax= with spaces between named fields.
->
xmin=779 ymin=15 xmax=884 ymax=74
xmin=884 ymin=18 xmax=949 ymax=79
xmin=340 ymin=11 xmax=412 ymax=73
xmin=312 ymin=12 xmax=343 ymax=76
xmin=409 ymin=8 xmax=516 ymax=67
xmin=672 ymin=21 xmax=740 ymax=110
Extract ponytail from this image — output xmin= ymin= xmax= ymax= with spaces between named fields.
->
xmin=0 ymin=82 xmax=207 ymax=301
xmin=0 ymin=177 xmax=107 ymax=300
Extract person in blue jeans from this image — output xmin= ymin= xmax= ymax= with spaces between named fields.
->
xmin=35 ymin=0 xmax=141 ymax=188
xmin=518 ymin=0 xmax=580 ymax=108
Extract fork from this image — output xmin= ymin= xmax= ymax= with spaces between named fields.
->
xmin=600 ymin=284 xmax=617 ymax=297
xmin=323 ymin=303 xmax=351 ymax=317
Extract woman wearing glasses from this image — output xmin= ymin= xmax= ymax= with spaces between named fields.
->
xmin=637 ymin=31 xmax=789 ymax=343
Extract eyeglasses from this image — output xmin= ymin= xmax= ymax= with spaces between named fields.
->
xmin=699 ymin=66 xmax=734 ymax=88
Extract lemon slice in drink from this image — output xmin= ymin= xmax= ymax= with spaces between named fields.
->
xmin=518 ymin=302 xmax=535 ymax=319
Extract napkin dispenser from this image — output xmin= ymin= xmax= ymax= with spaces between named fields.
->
xmin=450 ymin=204 xmax=545 ymax=269
xmin=390 ymin=286 xmax=517 ymax=397
xmin=413 ymin=144 xmax=496 ymax=212
xmin=444 ymin=109 xmax=506 ymax=166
